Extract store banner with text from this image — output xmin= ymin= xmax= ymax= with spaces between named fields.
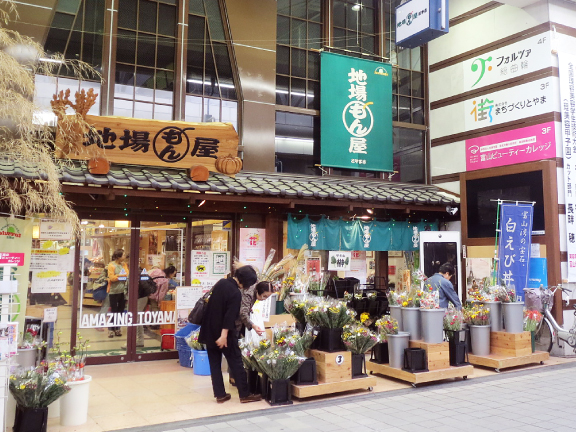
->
xmin=287 ymin=215 xmax=437 ymax=251
xmin=497 ymin=203 xmax=533 ymax=297
xmin=559 ymin=52 xmax=576 ymax=281
xmin=0 ymin=217 xmax=33 ymax=327
xmin=463 ymin=32 xmax=550 ymax=91
xmin=320 ymin=52 xmax=393 ymax=172
xmin=56 ymin=115 xmax=239 ymax=173
xmin=466 ymin=122 xmax=556 ymax=171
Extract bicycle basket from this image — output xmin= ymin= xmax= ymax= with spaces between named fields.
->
xmin=523 ymin=288 xmax=553 ymax=311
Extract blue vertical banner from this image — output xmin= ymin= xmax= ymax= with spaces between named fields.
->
xmin=497 ymin=203 xmax=534 ymax=297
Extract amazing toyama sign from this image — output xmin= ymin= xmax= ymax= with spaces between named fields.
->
xmin=79 ymin=310 xmax=175 ymax=329
xmin=320 ymin=52 xmax=393 ymax=172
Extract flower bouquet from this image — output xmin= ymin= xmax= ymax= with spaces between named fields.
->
xmin=387 ymin=290 xmax=400 ymax=306
xmin=465 ymin=304 xmax=491 ymax=356
xmin=401 ymin=288 xmax=424 ymax=308
xmin=256 ymin=347 xmax=304 ymax=381
xmin=49 ymin=332 xmax=90 ymax=382
xmin=443 ymin=308 xmax=464 ymax=332
xmin=306 ymin=299 xmax=356 ymax=328
xmin=283 ymin=296 xmax=310 ymax=325
xmin=239 ymin=338 xmax=272 ymax=373
xmin=420 ymin=290 xmax=440 ymax=309
xmin=375 ymin=315 xmax=399 ymax=340
xmin=464 ymin=304 xmax=491 ymax=326
xmin=342 ymin=324 xmax=380 ymax=355
xmin=186 ymin=329 xmax=205 ymax=351
xmin=524 ymin=309 xmax=543 ymax=332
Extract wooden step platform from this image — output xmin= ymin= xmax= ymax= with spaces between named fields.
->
xmin=367 ymin=360 xmax=473 ymax=387
xmin=468 ymin=351 xmax=549 ymax=372
xmin=291 ymin=376 xmax=376 ymax=398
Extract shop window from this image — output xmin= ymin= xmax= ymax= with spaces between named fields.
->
xmin=275 ymin=111 xmax=318 ymax=175
xmin=392 ymin=127 xmax=425 ymax=184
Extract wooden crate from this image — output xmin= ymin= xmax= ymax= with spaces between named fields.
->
xmin=468 ymin=351 xmax=549 ymax=372
xmin=292 ymin=376 xmax=376 ymax=398
xmin=309 ymin=349 xmax=352 ymax=383
xmin=409 ymin=340 xmax=450 ymax=371
xmin=367 ymin=360 xmax=473 ymax=386
xmin=490 ymin=331 xmax=531 ymax=357
xmin=264 ymin=314 xmax=296 ymax=327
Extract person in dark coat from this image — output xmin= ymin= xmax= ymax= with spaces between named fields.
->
xmin=198 ymin=265 xmax=261 ymax=404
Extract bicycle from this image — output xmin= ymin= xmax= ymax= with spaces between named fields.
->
xmin=531 ymin=285 xmax=576 ymax=353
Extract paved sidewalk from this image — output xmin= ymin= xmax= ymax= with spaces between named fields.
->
xmin=120 ymin=361 xmax=576 ymax=432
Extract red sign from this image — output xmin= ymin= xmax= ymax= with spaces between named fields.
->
xmin=0 ymin=253 xmax=24 ymax=266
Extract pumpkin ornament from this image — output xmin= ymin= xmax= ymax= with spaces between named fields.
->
xmin=215 ymin=154 xmax=242 ymax=175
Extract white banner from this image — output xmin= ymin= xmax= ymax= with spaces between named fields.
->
xmin=559 ymin=52 xmax=576 ymax=281
xmin=464 ymin=77 xmax=558 ymax=132
xmin=463 ymin=32 xmax=551 ymax=90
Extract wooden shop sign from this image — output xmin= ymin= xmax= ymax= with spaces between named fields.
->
xmin=56 ymin=115 xmax=239 ymax=173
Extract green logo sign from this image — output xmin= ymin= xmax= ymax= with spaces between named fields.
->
xmin=320 ymin=52 xmax=393 ymax=172
xmin=0 ymin=223 xmax=21 ymax=240
xmin=471 ymin=56 xmax=493 ymax=87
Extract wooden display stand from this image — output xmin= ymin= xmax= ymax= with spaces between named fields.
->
xmin=468 ymin=331 xmax=549 ymax=372
xmin=291 ymin=349 xmax=376 ymax=398
xmin=367 ymin=340 xmax=473 ymax=388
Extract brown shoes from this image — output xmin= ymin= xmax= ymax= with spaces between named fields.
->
xmin=216 ymin=393 xmax=231 ymax=403
xmin=239 ymin=394 xmax=262 ymax=404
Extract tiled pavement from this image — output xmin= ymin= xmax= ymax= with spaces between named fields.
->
xmin=119 ymin=361 xmax=576 ymax=432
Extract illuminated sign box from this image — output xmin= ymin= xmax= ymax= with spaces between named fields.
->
xmin=396 ymin=0 xmax=449 ymax=49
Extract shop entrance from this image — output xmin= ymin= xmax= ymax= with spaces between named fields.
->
xmin=78 ymin=218 xmax=184 ymax=363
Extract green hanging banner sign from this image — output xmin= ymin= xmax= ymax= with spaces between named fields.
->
xmin=320 ymin=52 xmax=393 ymax=172
xmin=287 ymin=215 xmax=438 ymax=252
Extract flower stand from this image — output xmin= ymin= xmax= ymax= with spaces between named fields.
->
xmin=351 ymin=354 xmax=367 ymax=378
xmin=59 ymin=375 xmax=92 ymax=426
xmin=467 ymin=331 xmax=549 ymax=372
xmin=370 ymin=342 xmax=389 ymax=364
xmin=14 ymin=405 xmax=48 ymax=432
xmin=389 ymin=305 xmax=403 ymax=331
xmin=420 ymin=308 xmax=445 ymax=343
xmin=266 ymin=378 xmax=293 ymax=406
xmin=387 ymin=332 xmax=410 ymax=369
xmin=403 ymin=348 xmax=427 ymax=373
xmin=401 ymin=307 xmax=421 ymax=341
xmin=291 ymin=357 xmax=318 ymax=385
xmin=502 ymin=302 xmax=525 ymax=333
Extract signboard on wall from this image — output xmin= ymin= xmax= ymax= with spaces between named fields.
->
xmin=56 ymin=115 xmax=239 ymax=173
xmin=464 ymin=78 xmax=558 ymax=132
xmin=396 ymin=0 xmax=449 ymax=49
xmin=558 ymin=52 xmax=576 ymax=282
xmin=320 ymin=52 xmax=393 ymax=172
xmin=239 ymin=228 xmax=266 ymax=272
xmin=463 ymin=33 xmax=551 ymax=90
xmin=328 ymin=251 xmax=352 ymax=271
xmin=466 ymin=122 xmax=556 ymax=171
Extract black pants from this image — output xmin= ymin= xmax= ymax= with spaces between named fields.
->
xmin=207 ymin=342 xmax=250 ymax=399
xmin=108 ymin=293 xmax=125 ymax=331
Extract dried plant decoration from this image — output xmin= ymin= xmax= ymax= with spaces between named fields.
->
xmin=0 ymin=0 xmax=102 ymax=236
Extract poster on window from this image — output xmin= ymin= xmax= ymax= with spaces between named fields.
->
xmin=328 ymin=251 xmax=352 ymax=271
xmin=239 ymin=228 xmax=266 ymax=272
xmin=176 ymin=286 xmax=203 ymax=310
xmin=39 ymin=219 xmax=73 ymax=241
xmin=192 ymin=250 xmax=210 ymax=278
xmin=345 ymin=251 xmax=367 ymax=284
xmin=211 ymin=252 xmax=229 ymax=277
xmin=31 ymin=271 xmax=67 ymax=293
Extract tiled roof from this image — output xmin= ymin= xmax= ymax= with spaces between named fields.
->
xmin=0 ymin=159 xmax=459 ymax=206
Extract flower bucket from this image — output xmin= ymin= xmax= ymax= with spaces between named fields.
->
xmin=269 ymin=293 xmax=278 ymax=315
xmin=503 ymin=302 xmax=525 ymax=333
xmin=14 ymin=405 xmax=48 ymax=432
xmin=389 ymin=305 xmax=403 ymax=331
xmin=530 ymin=330 xmax=536 ymax=353
xmin=318 ymin=327 xmax=345 ymax=352
xmin=16 ymin=347 xmax=37 ymax=369
xmin=351 ymin=354 xmax=367 ymax=378
xmin=420 ymin=308 xmax=445 ymax=344
xmin=403 ymin=348 xmax=427 ymax=372
xmin=469 ymin=325 xmax=491 ymax=356
xmin=275 ymin=300 xmax=286 ymax=315
xmin=447 ymin=331 xmax=468 ymax=366
xmin=292 ymin=357 xmax=317 ymax=385
xmin=246 ymin=368 xmax=261 ymax=394
xmin=387 ymin=332 xmax=410 ymax=369
xmin=401 ymin=307 xmax=421 ymax=341
xmin=371 ymin=342 xmax=389 ymax=364
xmin=192 ymin=350 xmax=211 ymax=376
xmin=266 ymin=378 xmax=292 ymax=406
xmin=484 ymin=301 xmax=503 ymax=332
xmin=60 ymin=375 xmax=92 ymax=426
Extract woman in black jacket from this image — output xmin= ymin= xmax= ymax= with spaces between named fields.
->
xmin=198 ymin=265 xmax=261 ymax=404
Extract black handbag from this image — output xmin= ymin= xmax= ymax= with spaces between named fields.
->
xmin=138 ymin=276 xmax=159 ymax=298
xmin=188 ymin=290 xmax=212 ymax=325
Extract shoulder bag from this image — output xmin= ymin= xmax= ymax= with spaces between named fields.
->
xmin=188 ymin=290 xmax=212 ymax=325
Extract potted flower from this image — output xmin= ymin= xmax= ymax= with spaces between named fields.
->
xmin=444 ymin=309 xmax=467 ymax=366
xmin=464 ymin=304 xmax=491 ymax=356
xmin=419 ymin=289 xmax=445 ymax=344
xmin=306 ymin=298 xmax=355 ymax=352
xmin=187 ymin=330 xmax=210 ymax=376
xmin=495 ymin=286 xmax=525 ymax=333
xmin=256 ymin=347 xmax=304 ymax=405
xmin=524 ymin=309 xmax=543 ymax=352
xmin=10 ymin=367 xmax=70 ymax=432
xmin=387 ymin=290 xmax=403 ymax=331
xmin=401 ymin=288 xmax=424 ymax=341
xmin=342 ymin=324 xmax=380 ymax=378
xmin=375 ymin=315 xmax=408 ymax=369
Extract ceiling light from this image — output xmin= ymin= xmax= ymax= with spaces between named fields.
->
xmin=352 ymin=3 xmax=362 ymax=11
xmin=98 ymin=224 xmax=105 ymax=228
xmin=198 ymin=200 xmax=206 ymax=207
xmin=81 ymin=221 xmax=88 ymax=225
xmin=366 ymin=208 xmax=374 ymax=214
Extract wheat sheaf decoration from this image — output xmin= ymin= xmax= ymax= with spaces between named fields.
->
xmin=0 ymin=0 xmax=101 ymax=236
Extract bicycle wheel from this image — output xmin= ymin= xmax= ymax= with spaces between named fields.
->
xmin=534 ymin=318 xmax=553 ymax=353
